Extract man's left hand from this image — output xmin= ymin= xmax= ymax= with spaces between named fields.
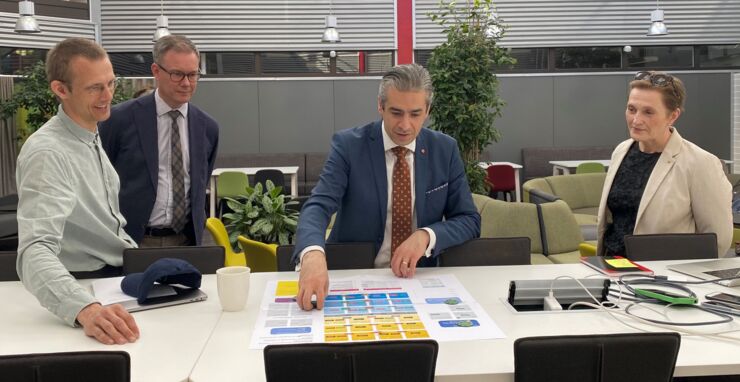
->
xmin=390 ymin=230 xmax=430 ymax=278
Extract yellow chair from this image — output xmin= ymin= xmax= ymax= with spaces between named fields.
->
xmin=578 ymin=242 xmax=597 ymax=257
xmin=237 ymin=236 xmax=278 ymax=272
xmin=205 ymin=218 xmax=247 ymax=267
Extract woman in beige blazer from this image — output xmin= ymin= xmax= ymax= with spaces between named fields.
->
xmin=596 ymin=71 xmax=732 ymax=257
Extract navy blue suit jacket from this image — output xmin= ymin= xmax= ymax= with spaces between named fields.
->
xmin=99 ymin=93 xmax=219 ymax=245
xmin=293 ymin=121 xmax=480 ymax=266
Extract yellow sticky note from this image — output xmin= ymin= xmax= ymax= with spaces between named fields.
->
xmin=324 ymin=317 xmax=345 ymax=325
xmin=351 ymin=332 xmax=376 ymax=341
xmin=605 ymin=258 xmax=637 ymax=268
xmin=401 ymin=322 xmax=425 ymax=330
xmin=350 ymin=324 xmax=373 ymax=332
xmin=373 ymin=315 xmax=396 ymax=323
xmin=376 ymin=323 xmax=399 ymax=331
xmin=325 ymin=334 xmax=349 ymax=342
xmin=399 ymin=314 xmax=419 ymax=322
xmin=378 ymin=331 xmax=403 ymax=340
xmin=405 ymin=330 xmax=430 ymax=339
xmin=275 ymin=281 xmax=299 ymax=297
xmin=349 ymin=316 xmax=370 ymax=324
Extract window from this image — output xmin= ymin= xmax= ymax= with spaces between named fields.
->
xmin=554 ymin=47 xmax=621 ymax=70
xmin=697 ymin=45 xmax=740 ymax=68
xmin=0 ymin=47 xmax=48 ymax=75
xmin=626 ymin=46 xmax=693 ymax=69
xmin=500 ymin=48 xmax=548 ymax=71
xmin=109 ymin=53 xmax=154 ymax=76
xmin=205 ymin=52 xmax=256 ymax=75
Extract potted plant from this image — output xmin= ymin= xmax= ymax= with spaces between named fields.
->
xmin=222 ymin=180 xmax=299 ymax=247
xmin=427 ymin=0 xmax=515 ymax=194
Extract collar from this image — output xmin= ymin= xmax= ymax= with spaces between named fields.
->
xmin=154 ymin=89 xmax=189 ymax=119
xmin=381 ymin=121 xmax=416 ymax=153
xmin=58 ymin=104 xmax=98 ymax=145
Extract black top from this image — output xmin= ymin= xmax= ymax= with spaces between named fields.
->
xmin=603 ymin=142 xmax=661 ymax=254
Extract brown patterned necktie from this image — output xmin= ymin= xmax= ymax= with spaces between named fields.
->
xmin=391 ymin=146 xmax=412 ymax=256
xmin=169 ymin=110 xmax=187 ymax=233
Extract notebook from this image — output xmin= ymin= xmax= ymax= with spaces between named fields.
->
xmin=92 ymin=276 xmax=208 ymax=312
xmin=667 ymin=258 xmax=740 ymax=287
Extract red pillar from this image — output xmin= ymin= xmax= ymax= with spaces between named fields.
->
xmin=396 ymin=0 xmax=413 ymax=64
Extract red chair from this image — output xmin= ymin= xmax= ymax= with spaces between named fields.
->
xmin=486 ymin=164 xmax=516 ymax=201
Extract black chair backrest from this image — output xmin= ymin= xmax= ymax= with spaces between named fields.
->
xmin=123 ymin=246 xmax=224 ymax=274
xmin=0 ymin=193 xmax=18 ymax=212
xmin=0 ymin=251 xmax=19 ymax=281
xmin=254 ymin=169 xmax=286 ymax=190
xmin=514 ymin=332 xmax=680 ymax=382
xmin=0 ymin=351 xmax=130 ymax=382
xmin=264 ymin=340 xmax=438 ymax=382
xmin=276 ymin=243 xmax=376 ymax=271
xmin=624 ymin=233 xmax=718 ymax=261
xmin=439 ymin=237 xmax=531 ymax=266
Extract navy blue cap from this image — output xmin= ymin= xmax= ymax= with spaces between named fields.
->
xmin=121 ymin=258 xmax=202 ymax=304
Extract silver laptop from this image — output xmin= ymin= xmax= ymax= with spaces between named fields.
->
xmin=92 ymin=277 xmax=208 ymax=312
xmin=667 ymin=258 xmax=740 ymax=287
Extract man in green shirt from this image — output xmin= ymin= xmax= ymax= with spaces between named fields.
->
xmin=16 ymin=38 xmax=139 ymax=345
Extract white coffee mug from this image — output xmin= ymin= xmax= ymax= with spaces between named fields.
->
xmin=216 ymin=266 xmax=251 ymax=312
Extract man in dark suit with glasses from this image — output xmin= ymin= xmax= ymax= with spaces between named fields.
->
xmin=100 ymin=35 xmax=219 ymax=247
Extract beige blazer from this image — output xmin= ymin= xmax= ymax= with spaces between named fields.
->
xmin=596 ymin=128 xmax=732 ymax=257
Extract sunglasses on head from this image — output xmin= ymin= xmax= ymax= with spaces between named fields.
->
xmin=634 ymin=71 xmax=678 ymax=97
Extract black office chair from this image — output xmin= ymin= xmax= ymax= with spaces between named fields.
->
xmin=123 ymin=246 xmax=225 ymax=274
xmin=0 ymin=350 xmax=130 ymax=382
xmin=264 ymin=340 xmax=438 ymax=382
xmin=514 ymin=332 xmax=680 ymax=382
xmin=254 ymin=169 xmax=286 ymax=192
xmin=439 ymin=237 xmax=531 ymax=266
xmin=0 ymin=193 xmax=18 ymax=212
xmin=276 ymin=243 xmax=376 ymax=271
xmin=0 ymin=251 xmax=19 ymax=281
xmin=624 ymin=233 xmax=718 ymax=261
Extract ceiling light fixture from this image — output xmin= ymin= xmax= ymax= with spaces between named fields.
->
xmin=647 ymin=0 xmax=668 ymax=36
xmin=14 ymin=1 xmax=41 ymax=34
xmin=321 ymin=0 xmax=341 ymax=43
xmin=153 ymin=0 xmax=171 ymax=42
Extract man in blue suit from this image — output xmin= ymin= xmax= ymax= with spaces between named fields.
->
xmin=294 ymin=64 xmax=480 ymax=310
xmin=100 ymin=35 xmax=218 ymax=247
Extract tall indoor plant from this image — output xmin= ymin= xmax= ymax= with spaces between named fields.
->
xmin=427 ymin=0 xmax=515 ymax=194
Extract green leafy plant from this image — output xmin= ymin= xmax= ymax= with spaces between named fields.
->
xmin=0 ymin=60 xmax=135 ymax=146
xmin=222 ymin=180 xmax=300 ymax=247
xmin=427 ymin=0 xmax=515 ymax=194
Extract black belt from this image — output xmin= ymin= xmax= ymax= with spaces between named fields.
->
xmin=144 ymin=227 xmax=178 ymax=237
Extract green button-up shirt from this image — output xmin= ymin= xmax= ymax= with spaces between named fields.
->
xmin=16 ymin=105 xmax=136 ymax=326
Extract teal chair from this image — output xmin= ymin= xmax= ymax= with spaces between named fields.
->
xmin=575 ymin=162 xmax=606 ymax=174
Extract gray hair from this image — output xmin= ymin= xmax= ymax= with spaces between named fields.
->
xmin=152 ymin=35 xmax=199 ymax=64
xmin=378 ymin=64 xmax=433 ymax=108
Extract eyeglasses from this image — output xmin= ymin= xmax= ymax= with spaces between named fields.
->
xmin=634 ymin=71 xmax=678 ymax=97
xmin=157 ymin=64 xmax=201 ymax=82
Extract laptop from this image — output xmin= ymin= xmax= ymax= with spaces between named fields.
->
xmin=92 ymin=276 xmax=208 ymax=312
xmin=667 ymin=258 xmax=740 ymax=287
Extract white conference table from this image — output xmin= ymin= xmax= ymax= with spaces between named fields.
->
xmin=550 ymin=159 xmax=734 ymax=176
xmin=0 ymin=275 xmax=223 ymax=382
xmin=209 ymin=166 xmax=300 ymax=217
xmin=479 ymin=161 xmax=523 ymax=202
xmin=190 ymin=261 xmax=740 ymax=382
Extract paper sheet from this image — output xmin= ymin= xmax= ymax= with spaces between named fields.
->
xmin=249 ymin=274 xmax=505 ymax=349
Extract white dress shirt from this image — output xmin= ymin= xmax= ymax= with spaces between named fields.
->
xmin=148 ymin=90 xmax=191 ymax=228
xmin=299 ymin=123 xmax=436 ymax=268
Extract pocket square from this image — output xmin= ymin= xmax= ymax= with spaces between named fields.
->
xmin=426 ymin=182 xmax=449 ymax=194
